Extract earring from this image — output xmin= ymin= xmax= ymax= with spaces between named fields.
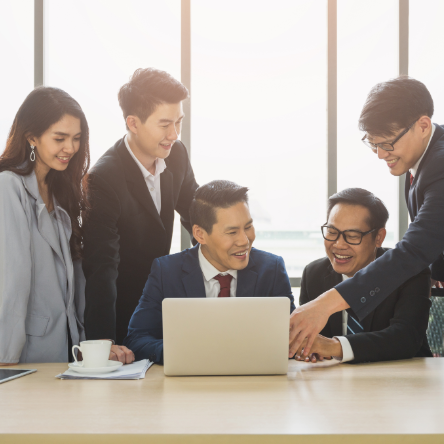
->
xmin=30 ymin=145 xmax=35 ymax=162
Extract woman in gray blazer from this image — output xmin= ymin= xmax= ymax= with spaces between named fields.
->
xmin=0 ymin=87 xmax=91 ymax=364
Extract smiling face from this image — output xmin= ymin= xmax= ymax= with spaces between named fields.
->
xmin=193 ymin=202 xmax=256 ymax=272
xmin=367 ymin=117 xmax=433 ymax=176
xmin=324 ymin=203 xmax=385 ymax=277
xmin=28 ymin=114 xmax=81 ymax=174
xmin=126 ymin=102 xmax=184 ymax=165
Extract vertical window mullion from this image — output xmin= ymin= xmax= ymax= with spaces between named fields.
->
xmin=181 ymin=0 xmax=192 ymax=251
xmin=327 ymin=0 xmax=337 ymax=200
xmin=398 ymin=0 xmax=409 ymax=241
xmin=34 ymin=0 xmax=44 ymax=87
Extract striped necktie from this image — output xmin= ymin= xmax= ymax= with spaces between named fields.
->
xmin=347 ymin=314 xmax=364 ymax=335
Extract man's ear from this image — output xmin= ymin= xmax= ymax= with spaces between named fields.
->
xmin=193 ymin=225 xmax=207 ymax=245
xmin=417 ymin=115 xmax=432 ymax=135
xmin=375 ymin=227 xmax=386 ymax=248
xmin=126 ymin=115 xmax=139 ymax=135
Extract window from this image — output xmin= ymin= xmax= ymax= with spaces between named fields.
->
xmin=0 ymin=0 xmax=33 ymax=146
xmin=45 ymin=0 xmax=182 ymax=252
xmin=337 ymin=0 xmax=399 ymax=248
xmin=191 ymin=0 xmax=327 ymax=276
xmin=410 ymin=0 xmax=444 ymax=122
xmin=45 ymin=0 xmax=181 ymax=164
xmin=1 ymin=1 xmax=414 ymax=278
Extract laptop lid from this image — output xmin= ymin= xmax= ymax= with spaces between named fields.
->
xmin=163 ymin=297 xmax=290 ymax=376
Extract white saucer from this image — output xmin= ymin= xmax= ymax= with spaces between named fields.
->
xmin=68 ymin=360 xmax=123 ymax=374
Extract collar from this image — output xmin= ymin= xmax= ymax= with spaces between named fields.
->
xmin=124 ymin=135 xmax=166 ymax=179
xmin=21 ymin=169 xmax=40 ymax=202
xmin=21 ymin=169 xmax=72 ymax=234
xmin=410 ymin=123 xmax=435 ymax=178
xmin=198 ymin=244 xmax=238 ymax=282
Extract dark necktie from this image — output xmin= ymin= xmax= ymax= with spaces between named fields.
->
xmin=214 ymin=274 xmax=233 ymax=298
xmin=410 ymin=173 xmax=414 ymax=186
xmin=347 ymin=314 xmax=364 ymax=335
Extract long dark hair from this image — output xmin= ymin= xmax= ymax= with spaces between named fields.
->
xmin=0 ymin=86 xmax=90 ymax=260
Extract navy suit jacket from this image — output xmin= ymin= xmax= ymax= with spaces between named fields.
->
xmin=337 ymin=123 xmax=444 ymax=320
xmin=123 ymin=245 xmax=296 ymax=364
xmin=300 ymin=248 xmax=432 ymax=363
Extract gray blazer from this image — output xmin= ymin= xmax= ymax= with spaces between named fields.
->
xmin=0 ymin=170 xmax=86 ymax=363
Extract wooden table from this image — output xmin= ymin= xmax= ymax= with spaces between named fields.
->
xmin=1 ymin=358 xmax=444 ymax=444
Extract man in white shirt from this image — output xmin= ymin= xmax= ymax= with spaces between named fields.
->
xmin=83 ymin=68 xmax=198 ymax=350
xmin=297 ymin=187 xmax=432 ymax=364
xmin=123 ymin=180 xmax=295 ymax=364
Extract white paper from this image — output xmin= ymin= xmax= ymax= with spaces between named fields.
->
xmin=56 ymin=359 xmax=153 ymax=380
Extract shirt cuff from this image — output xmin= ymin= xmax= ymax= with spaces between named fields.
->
xmin=333 ymin=336 xmax=355 ymax=363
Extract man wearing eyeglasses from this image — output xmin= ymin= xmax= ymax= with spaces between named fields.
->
xmin=289 ymin=76 xmax=443 ymax=359
xmin=295 ymin=188 xmax=432 ymax=363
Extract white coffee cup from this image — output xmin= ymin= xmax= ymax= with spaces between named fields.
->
xmin=72 ymin=340 xmax=112 ymax=368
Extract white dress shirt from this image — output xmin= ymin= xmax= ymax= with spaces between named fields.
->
xmin=333 ymin=275 xmax=355 ymax=363
xmin=409 ymin=123 xmax=435 ymax=178
xmin=198 ymin=245 xmax=237 ymax=298
xmin=124 ymin=135 xmax=166 ymax=214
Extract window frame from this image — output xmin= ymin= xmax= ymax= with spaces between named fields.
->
xmin=33 ymin=0 xmax=410 ymax=287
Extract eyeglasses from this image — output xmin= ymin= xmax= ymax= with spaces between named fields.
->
xmin=321 ymin=225 xmax=376 ymax=246
xmin=361 ymin=120 xmax=417 ymax=153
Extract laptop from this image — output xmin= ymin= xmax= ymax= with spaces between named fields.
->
xmin=162 ymin=297 xmax=290 ymax=376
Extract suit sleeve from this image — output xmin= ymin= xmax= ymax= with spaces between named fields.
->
xmin=123 ymin=258 xmax=165 ymax=364
xmin=346 ymin=268 xmax=431 ymax=363
xmin=174 ymin=142 xmax=198 ymax=240
xmin=271 ymin=256 xmax=295 ymax=313
xmin=0 ymin=174 xmax=32 ymax=363
xmin=82 ymin=173 xmax=121 ymax=342
xmin=337 ymin=175 xmax=444 ymax=320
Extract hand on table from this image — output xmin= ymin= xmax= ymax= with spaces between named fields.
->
xmin=294 ymin=335 xmax=343 ymax=363
xmin=109 ymin=345 xmax=135 ymax=364
xmin=0 ymin=362 xmax=18 ymax=366
xmin=297 ymin=353 xmax=332 ymax=363
xmin=289 ymin=288 xmax=348 ymax=358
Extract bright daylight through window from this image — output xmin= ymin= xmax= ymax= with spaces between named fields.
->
xmin=0 ymin=0 xmax=414 ymax=279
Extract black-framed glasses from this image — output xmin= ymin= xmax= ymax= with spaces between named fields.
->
xmin=361 ymin=120 xmax=417 ymax=153
xmin=321 ymin=225 xmax=376 ymax=245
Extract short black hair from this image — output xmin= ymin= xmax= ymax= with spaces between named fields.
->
xmin=327 ymin=188 xmax=389 ymax=235
xmin=118 ymin=68 xmax=189 ymax=126
xmin=359 ymin=76 xmax=434 ymax=137
xmin=190 ymin=180 xmax=249 ymax=234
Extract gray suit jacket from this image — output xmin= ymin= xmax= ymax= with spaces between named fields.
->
xmin=0 ymin=170 xmax=86 ymax=363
